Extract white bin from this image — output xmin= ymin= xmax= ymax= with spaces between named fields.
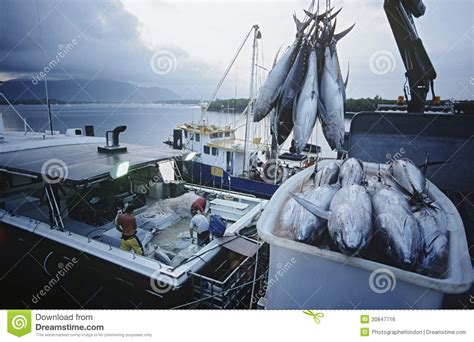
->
xmin=257 ymin=160 xmax=473 ymax=309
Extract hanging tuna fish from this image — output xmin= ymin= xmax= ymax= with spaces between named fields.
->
xmin=274 ymin=38 xmax=310 ymax=145
xmin=253 ymin=6 xmax=335 ymax=123
xmin=318 ymin=20 xmax=354 ymax=152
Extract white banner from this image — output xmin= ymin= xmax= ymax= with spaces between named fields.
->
xmin=1 ymin=310 xmax=473 ymax=341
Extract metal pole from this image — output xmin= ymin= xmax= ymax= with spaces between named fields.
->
xmin=249 ymin=246 xmax=260 ymax=309
xmin=243 ymin=25 xmax=260 ymax=177
xmin=46 ymin=95 xmax=53 ymax=134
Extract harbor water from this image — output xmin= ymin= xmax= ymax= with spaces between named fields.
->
xmin=0 ymin=103 xmax=350 ymax=158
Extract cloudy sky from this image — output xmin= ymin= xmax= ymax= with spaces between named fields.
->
xmin=0 ymin=0 xmax=472 ymax=100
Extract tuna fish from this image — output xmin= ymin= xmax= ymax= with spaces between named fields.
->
xmin=314 ymin=161 xmax=339 ymax=186
xmin=371 ymin=187 xmax=423 ymax=269
xmin=318 ymin=21 xmax=354 ymax=152
xmin=253 ymin=11 xmax=317 ymax=123
xmin=389 ymin=159 xmax=426 ymax=197
xmin=293 ymin=184 xmax=340 ymax=242
xmin=291 ymin=184 xmax=372 ymax=254
xmin=292 ymin=45 xmax=320 ymax=154
xmin=338 ymin=158 xmax=364 ymax=187
xmin=274 ymin=39 xmax=310 ymax=145
xmin=413 ymin=206 xmax=449 ymax=270
xmin=281 ymin=193 xmax=300 ymax=237
xmin=253 ymin=40 xmax=300 ymax=123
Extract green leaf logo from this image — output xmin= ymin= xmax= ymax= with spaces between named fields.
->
xmin=7 ymin=310 xmax=32 ymax=337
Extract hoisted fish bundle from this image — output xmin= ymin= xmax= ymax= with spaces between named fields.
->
xmin=254 ymin=1 xmax=354 ymax=153
xmin=284 ymin=158 xmax=450 ymax=276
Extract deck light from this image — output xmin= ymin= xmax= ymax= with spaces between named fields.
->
xmin=110 ymin=160 xmax=129 ymax=179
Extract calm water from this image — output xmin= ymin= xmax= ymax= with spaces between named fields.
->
xmin=0 ymin=103 xmax=348 ymax=157
xmin=0 ymin=103 xmax=240 ymax=147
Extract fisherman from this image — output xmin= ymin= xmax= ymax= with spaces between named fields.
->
xmin=115 ymin=204 xmax=144 ymax=255
xmin=189 ymin=208 xmax=210 ymax=246
xmin=191 ymin=194 xmax=207 ymax=214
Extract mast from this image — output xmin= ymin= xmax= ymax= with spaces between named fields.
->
xmin=242 ymin=25 xmax=261 ymax=177
xmin=45 ymin=78 xmax=53 ymax=134
xmin=36 ymin=0 xmax=54 ymax=134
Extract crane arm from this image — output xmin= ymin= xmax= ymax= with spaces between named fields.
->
xmin=384 ymin=0 xmax=437 ymax=113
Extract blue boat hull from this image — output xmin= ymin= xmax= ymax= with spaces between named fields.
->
xmin=182 ymin=161 xmax=278 ymax=199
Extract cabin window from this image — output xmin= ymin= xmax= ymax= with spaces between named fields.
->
xmin=211 ymin=147 xmax=219 ymax=156
xmin=224 ymin=132 xmax=231 ymax=137
xmin=204 ymin=146 xmax=210 ymax=154
xmin=189 ymin=133 xmax=194 ymax=141
xmin=195 ymin=133 xmax=200 ymax=142
xmin=218 ymin=132 xmax=224 ymax=138
xmin=184 ymin=130 xmax=188 ymax=138
xmin=211 ymin=133 xmax=218 ymax=139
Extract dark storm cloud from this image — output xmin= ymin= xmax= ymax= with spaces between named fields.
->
xmin=0 ymin=0 xmax=216 ymax=97
xmin=0 ymin=0 xmax=472 ymax=100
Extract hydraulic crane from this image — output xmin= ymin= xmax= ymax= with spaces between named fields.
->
xmin=384 ymin=0 xmax=437 ymax=113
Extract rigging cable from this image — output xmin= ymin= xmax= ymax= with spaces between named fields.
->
xmin=200 ymin=26 xmax=256 ymax=124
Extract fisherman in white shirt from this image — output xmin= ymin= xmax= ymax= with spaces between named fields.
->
xmin=189 ymin=208 xmax=210 ymax=246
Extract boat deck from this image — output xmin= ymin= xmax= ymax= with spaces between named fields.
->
xmin=1 ymin=188 xmax=259 ymax=267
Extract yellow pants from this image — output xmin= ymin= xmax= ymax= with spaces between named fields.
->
xmin=120 ymin=236 xmax=144 ymax=255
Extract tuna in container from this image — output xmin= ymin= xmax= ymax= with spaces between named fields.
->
xmin=257 ymin=160 xmax=473 ymax=309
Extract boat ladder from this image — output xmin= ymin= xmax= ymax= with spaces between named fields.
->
xmin=44 ymin=182 xmax=65 ymax=230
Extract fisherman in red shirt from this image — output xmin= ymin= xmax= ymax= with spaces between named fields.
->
xmin=191 ymin=194 xmax=207 ymax=214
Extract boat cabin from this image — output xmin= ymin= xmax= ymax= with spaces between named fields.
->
xmin=177 ymin=123 xmax=268 ymax=177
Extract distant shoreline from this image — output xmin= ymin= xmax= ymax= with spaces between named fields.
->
xmin=0 ymin=97 xmax=464 ymax=114
xmin=0 ymin=99 xmax=201 ymax=106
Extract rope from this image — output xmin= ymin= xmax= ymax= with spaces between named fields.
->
xmin=200 ymin=26 xmax=256 ymax=124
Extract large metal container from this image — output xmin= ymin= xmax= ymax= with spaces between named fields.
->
xmin=257 ymin=160 xmax=473 ymax=309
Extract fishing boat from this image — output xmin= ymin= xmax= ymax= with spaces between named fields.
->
xmin=0 ymin=112 xmax=268 ymax=309
xmin=166 ymin=25 xmax=322 ymax=199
